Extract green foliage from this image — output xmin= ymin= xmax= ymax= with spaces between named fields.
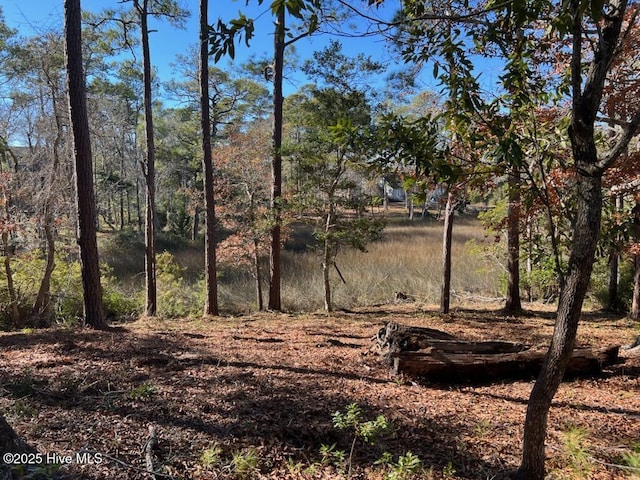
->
xmin=319 ymin=443 xmax=347 ymax=470
xmin=443 ymin=461 xmax=456 ymax=478
xmin=332 ymin=403 xmax=391 ymax=476
xmin=561 ymin=426 xmax=592 ymax=478
xmin=128 ymin=381 xmax=157 ymax=400
xmin=0 ymin=251 xmax=139 ymax=329
xmin=231 ymin=447 xmax=260 ymax=480
xmin=379 ymin=452 xmax=423 ymax=480
xmin=621 ymin=443 xmax=640 ymax=474
xmin=200 ymin=442 xmax=223 ymax=468
xmin=156 ymin=251 xmax=204 ymax=318
xmin=590 ymin=257 xmax=635 ymax=311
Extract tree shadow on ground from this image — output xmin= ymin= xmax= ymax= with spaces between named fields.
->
xmin=0 ymin=328 xmax=516 ymax=479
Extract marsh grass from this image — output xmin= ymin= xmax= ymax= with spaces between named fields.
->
xmin=278 ymin=215 xmax=503 ymax=311
xmin=102 ymin=213 xmax=504 ymax=313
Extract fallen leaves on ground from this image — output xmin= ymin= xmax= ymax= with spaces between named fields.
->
xmin=1 ymin=303 xmax=638 ymax=479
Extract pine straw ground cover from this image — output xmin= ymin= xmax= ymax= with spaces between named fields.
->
xmin=1 ymin=304 xmax=639 ymax=480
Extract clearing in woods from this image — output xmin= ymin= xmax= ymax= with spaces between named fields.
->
xmin=1 ymin=304 xmax=638 ymax=479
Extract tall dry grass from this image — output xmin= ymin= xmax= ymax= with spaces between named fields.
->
xmin=216 ymin=214 xmax=503 ymax=312
xmin=102 ymin=214 xmax=504 ymax=314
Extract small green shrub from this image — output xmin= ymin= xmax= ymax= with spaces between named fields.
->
xmin=200 ymin=443 xmax=223 ymax=468
xmin=128 ymin=382 xmax=157 ymax=400
xmin=156 ymin=251 xmax=204 ymax=318
xmin=561 ymin=426 xmax=592 ymax=478
xmin=231 ymin=447 xmax=260 ymax=480
xmin=621 ymin=443 xmax=640 ymax=475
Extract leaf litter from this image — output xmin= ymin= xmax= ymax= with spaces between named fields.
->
xmin=0 ymin=303 xmax=638 ymax=479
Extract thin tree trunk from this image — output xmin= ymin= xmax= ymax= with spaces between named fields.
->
xmin=32 ymin=221 xmax=55 ymax=326
xmin=440 ymin=191 xmax=455 ymax=314
xmin=246 ymin=188 xmax=263 ymax=311
xmin=632 ymin=254 xmax=640 ymax=320
xmin=2 ymin=231 xmax=20 ymax=325
xmin=254 ymin=237 xmax=264 ymax=311
xmin=200 ymin=0 xmax=219 ymax=316
xmin=268 ymin=8 xmax=285 ymax=311
xmin=323 ymin=208 xmax=334 ymax=312
xmin=136 ymin=0 xmax=157 ymax=316
xmin=505 ymin=165 xmax=522 ymax=312
xmin=605 ymin=194 xmax=624 ymax=310
xmin=192 ymin=205 xmax=200 ymax=241
xmin=65 ymin=0 xmax=107 ymax=329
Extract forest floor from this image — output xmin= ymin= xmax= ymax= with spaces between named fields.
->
xmin=1 ymin=303 xmax=639 ymax=480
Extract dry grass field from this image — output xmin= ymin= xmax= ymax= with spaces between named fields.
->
xmin=1 ymin=304 xmax=638 ymax=480
xmin=219 ymin=211 xmax=504 ymax=313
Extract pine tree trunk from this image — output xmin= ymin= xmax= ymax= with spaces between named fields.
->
xmin=137 ymin=0 xmax=157 ymax=317
xmin=268 ymin=8 xmax=285 ymax=311
xmin=64 ymin=0 xmax=107 ymax=329
xmin=505 ymin=165 xmax=522 ymax=312
xmin=200 ymin=0 xmax=219 ymax=316
xmin=440 ymin=191 xmax=455 ymax=314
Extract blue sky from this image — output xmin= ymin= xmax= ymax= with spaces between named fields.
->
xmin=1 ymin=1 xmax=425 ymax=95
xmin=1 ymin=0 xmax=504 ymax=101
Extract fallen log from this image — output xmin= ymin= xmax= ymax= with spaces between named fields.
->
xmin=375 ymin=321 xmax=526 ymax=362
xmin=391 ymin=345 xmax=621 ymax=382
xmin=374 ymin=322 xmax=621 ymax=382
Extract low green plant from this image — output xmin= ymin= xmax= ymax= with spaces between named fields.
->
xmin=621 ymin=443 xmax=640 ymax=476
xmin=9 ymin=400 xmax=37 ymax=418
xmin=443 ymin=461 xmax=456 ymax=478
xmin=332 ymin=403 xmax=391 ymax=477
xmin=200 ymin=442 xmax=223 ymax=468
xmin=379 ymin=452 xmax=423 ymax=480
xmin=320 ymin=443 xmax=347 ymax=470
xmin=231 ymin=447 xmax=260 ymax=480
xmin=473 ymin=418 xmax=492 ymax=438
xmin=561 ymin=425 xmax=592 ymax=478
xmin=128 ymin=382 xmax=156 ymax=400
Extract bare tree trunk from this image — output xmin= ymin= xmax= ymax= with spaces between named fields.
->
xmin=268 ymin=8 xmax=285 ymax=311
xmin=606 ymin=194 xmax=623 ymax=311
xmin=2 ymin=231 xmax=20 ymax=325
xmin=440 ymin=191 xmax=455 ymax=314
xmin=323 ymin=208 xmax=334 ymax=312
xmin=65 ymin=0 xmax=107 ymax=329
xmin=32 ymin=221 xmax=55 ymax=326
xmin=516 ymin=174 xmax=602 ymax=480
xmin=505 ymin=165 xmax=522 ymax=312
xmin=0 ymin=413 xmax=35 ymax=455
xmin=200 ymin=0 xmax=219 ymax=316
xmin=632 ymin=254 xmax=640 ymax=320
xmin=136 ymin=0 xmax=157 ymax=317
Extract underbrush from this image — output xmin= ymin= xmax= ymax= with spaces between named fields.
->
xmin=0 ymin=250 xmax=138 ymax=330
